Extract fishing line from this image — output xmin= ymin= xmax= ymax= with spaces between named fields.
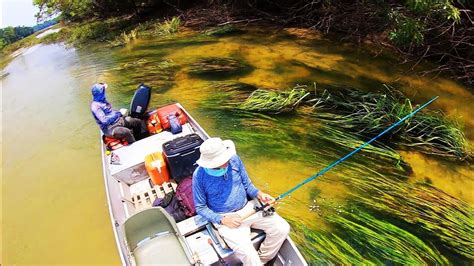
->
xmin=274 ymin=96 xmax=439 ymax=202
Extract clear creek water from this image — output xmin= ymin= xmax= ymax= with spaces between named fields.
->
xmin=2 ymin=27 xmax=473 ymax=264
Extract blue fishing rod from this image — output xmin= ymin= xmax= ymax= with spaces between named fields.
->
xmin=253 ymin=96 xmax=439 ymax=215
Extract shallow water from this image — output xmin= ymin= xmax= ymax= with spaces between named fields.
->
xmin=2 ymin=27 xmax=473 ymax=264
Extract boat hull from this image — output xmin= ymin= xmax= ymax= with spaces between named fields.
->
xmin=101 ymin=103 xmax=307 ymax=265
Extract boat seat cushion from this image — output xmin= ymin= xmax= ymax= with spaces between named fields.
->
xmin=133 ymin=233 xmax=190 ymax=265
xmin=124 ymin=208 xmax=176 ymax=250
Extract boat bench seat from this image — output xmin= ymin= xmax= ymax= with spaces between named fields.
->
xmin=123 ymin=207 xmax=194 ymax=265
xmin=133 ymin=233 xmax=190 ymax=265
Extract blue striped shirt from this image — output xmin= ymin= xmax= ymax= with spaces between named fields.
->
xmin=192 ymin=155 xmax=259 ymax=224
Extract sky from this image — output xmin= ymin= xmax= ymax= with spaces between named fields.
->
xmin=1 ymin=0 xmax=40 ymax=28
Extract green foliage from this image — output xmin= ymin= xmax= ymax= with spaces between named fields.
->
xmin=0 ymin=38 xmax=6 ymax=50
xmin=0 ymin=26 xmax=35 ymax=50
xmin=66 ymin=18 xmax=133 ymax=44
xmin=406 ymin=0 xmax=461 ymax=22
xmin=389 ymin=11 xmax=425 ymax=47
xmin=0 ymin=34 xmax=41 ymax=54
xmin=34 ymin=0 xmax=93 ymax=20
xmin=154 ymin=17 xmax=181 ymax=36
xmin=0 ymin=26 xmax=37 ymax=51
xmin=68 ymin=21 xmax=109 ymax=43
xmin=388 ymin=1 xmax=461 ymax=48
xmin=41 ymin=31 xmax=65 ymax=44
xmin=14 ymin=26 xmax=35 ymax=39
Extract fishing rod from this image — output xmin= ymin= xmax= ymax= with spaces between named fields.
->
xmin=248 ymin=96 xmax=440 ymax=217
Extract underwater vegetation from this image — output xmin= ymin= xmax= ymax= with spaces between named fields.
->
xmin=285 ymin=153 xmax=472 ymax=264
xmin=239 ymin=88 xmax=309 ymax=113
xmin=309 ymin=125 xmax=412 ymax=179
xmin=203 ymin=25 xmax=239 ymax=36
xmin=308 ymin=87 xmax=471 ymax=161
xmin=288 ymin=204 xmax=450 ymax=266
xmin=326 ymin=208 xmax=448 ymax=265
xmin=111 ymin=59 xmax=179 ymax=90
xmin=234 ymin=84 xmax=471 ymax=161
xmin=349 ymin=174 xmax=474 ymax=260
xmin=187 ymin=57 xmax=253 ymax=79
xmin=200 ymin=80 xmax=473 ymax=263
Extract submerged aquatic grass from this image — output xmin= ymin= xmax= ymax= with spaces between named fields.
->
xmin=237 ymin=84 xmax=471 ymax=160
xmin=111 ymin=59 xmax=179 ymax=89
xmin=239 ymin=88 xmax=309 ymax=113
xmin=203 ymin=25 xmax=239 ymax=36
xmin=310 ymin=87 xmax=471 ymax=160
xmin=326 ymin=208 xmax=448 ymax=265
xmin=188 ymin=57 xmax=253 ymax=79
xmin=200 ymin=81 xmax=257 ymax=113
xmin=310 ymin=125 xmax=412 ymax=178
xmin=288 ymin=218 xmax=374 ymax=265
xmin=288 ymin=204 xmax=449 ymax=266
xmin=348 ymin=173 xmax=474 ymax=260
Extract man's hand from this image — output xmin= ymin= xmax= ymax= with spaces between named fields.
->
xmin=257 ymin=191 xmax=275 ymax=205
xmin=221 ymin=215 xmax=242 ymax=228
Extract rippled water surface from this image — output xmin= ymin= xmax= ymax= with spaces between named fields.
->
xmin=2 ymin=27 xmax=473 ymax=264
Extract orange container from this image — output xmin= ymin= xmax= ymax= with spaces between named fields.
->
xmin=156 ymin=104 xmax=187 ymax=129
xmin=147 ymin=112 xmax=162 ymax=134
xmin=145 ymin=152 xmax=170 ymax=185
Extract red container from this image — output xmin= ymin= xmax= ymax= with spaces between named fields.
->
xmin=103 ymin=136 xmax=128 ymax=150
xmin=156 ymin=104 xmax=187 ymax=129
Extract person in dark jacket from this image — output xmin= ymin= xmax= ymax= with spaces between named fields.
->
xmin=90 ymin=83 xmax=141 ymax=143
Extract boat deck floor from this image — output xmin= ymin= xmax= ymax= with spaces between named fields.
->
xmin=129 ymin=179 xmax=177 ymax=211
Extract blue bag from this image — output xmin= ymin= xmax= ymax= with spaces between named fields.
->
xmin=168 ymin=114 xmax=183 ymax=134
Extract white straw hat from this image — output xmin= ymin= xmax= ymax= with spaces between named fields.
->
xmin=197 ymin=137 xmax=236 ymax=168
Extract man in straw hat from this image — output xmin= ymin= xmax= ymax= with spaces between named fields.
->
xmin=193 ymin=137 xmax=290 ymax=265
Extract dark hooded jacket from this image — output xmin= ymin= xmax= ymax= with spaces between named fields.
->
xmin=90 ymin=83 xmax=121 ymax=133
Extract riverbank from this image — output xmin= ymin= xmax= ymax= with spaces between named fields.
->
xmin=2 ymin=3 xmax=472 ymax=86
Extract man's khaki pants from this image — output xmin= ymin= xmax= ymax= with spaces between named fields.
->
xmin=215 ymin=200 xmax=290 ymax=265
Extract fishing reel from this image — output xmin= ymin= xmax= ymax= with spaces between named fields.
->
xmin=255 ymin=199 xmax=275 ymax=217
